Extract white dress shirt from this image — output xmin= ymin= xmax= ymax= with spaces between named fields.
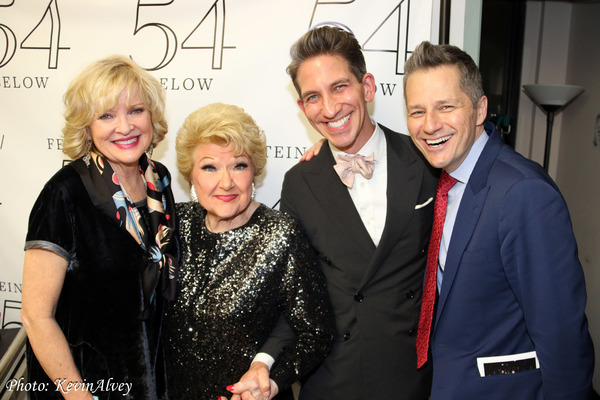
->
xmin=329 ymin=121 xmax=388 ymax=247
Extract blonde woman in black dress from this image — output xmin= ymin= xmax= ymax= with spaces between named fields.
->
xmin=21 ymin=55 xmax=178 ymax=400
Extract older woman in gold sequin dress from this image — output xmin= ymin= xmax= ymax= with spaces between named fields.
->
xmin=163 ymin=103 xmax=334 ymax=400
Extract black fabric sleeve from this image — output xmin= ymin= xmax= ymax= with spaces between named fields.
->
xmin=24 ymin=174 xmax=75 ymax=261
xmin=269 ymin=220 xmax=335 ymax=390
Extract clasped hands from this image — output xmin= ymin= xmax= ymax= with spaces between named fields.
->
xmin=218 ymin=362 xmax=278 ymax=400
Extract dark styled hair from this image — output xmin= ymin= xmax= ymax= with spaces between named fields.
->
xmin=287 ymin=26 xmax=367 ymax=96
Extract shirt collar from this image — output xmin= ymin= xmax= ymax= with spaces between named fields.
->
xmin=450 ymin=128 xmax=489 ymax=184
xmin=329 ymin=118 xmax=385 ymax=162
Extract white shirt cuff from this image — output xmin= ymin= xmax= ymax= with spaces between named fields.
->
xmin=252 ymin=352 xmax=275 ymax=370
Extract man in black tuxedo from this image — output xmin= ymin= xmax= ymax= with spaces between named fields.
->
xmin=256 ymin=26 xmax=438 ymax=400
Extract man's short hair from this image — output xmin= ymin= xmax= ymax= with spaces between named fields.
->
xmin=403 ymin=41 xmax=484 ymax=106
xmin=287 ymin=26 xmax=367 ymax=96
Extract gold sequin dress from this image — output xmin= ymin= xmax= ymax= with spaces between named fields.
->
xmin=164 ymin=203 xmax=334 ymax=399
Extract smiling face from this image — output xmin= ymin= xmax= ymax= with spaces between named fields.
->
xmin=405 ymin=65 xmax=487 ymax=173
xmin=88 ymin=88 xmax=153 ymax=174
xmin=296 ymin=54 xmax=376 ymax=154
xmin=191 ymin=143 xmax=256 ymax=232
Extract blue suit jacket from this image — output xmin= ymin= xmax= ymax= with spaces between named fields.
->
xmin=430 ymin=124 xmax=594 ymax=400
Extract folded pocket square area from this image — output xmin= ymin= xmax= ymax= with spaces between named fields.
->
xmin=415 ymin=197 xmax=434 ymax=209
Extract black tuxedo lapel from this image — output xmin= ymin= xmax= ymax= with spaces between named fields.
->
xmin=301 ymin=144 xmax=376 ymax=259
xmin=358 ymin=127 xmax=428 ymax=289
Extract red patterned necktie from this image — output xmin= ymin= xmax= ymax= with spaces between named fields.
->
xmin=416 ymin=170 xmax=457 ymax=368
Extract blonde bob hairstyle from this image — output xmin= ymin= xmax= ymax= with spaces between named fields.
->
xmin=176 ymin=103 xmax=267 ymax=184
xmin=62 ymin=55 xmax=168 ymax=159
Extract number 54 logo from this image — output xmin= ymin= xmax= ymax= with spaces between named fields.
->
xmin=131 ymin=0 xmax=234 ymax=71
xmin=0 ymin=0 xmax=234 ymax=71
xmin=0 ymin=0 xmax=69 ymax=69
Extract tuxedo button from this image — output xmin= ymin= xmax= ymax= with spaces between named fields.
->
xmin=343 ymin=332 xmax=351 ymax=341
xmin=354 ymin=293 xmax=364 ymax=302
xmin=408 ymin=328 xmax=415 ymax=336
xmin=406 ymin=290 xmax=415 ymax=299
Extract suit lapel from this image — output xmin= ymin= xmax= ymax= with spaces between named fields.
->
xmin=434 ymin=184 xmax=489 ymax=324
xmin=358 ymin=128 xmax=425 ymax=289
xmin=302 ymin=143 xmax=376 ymax=258
xmin=435 ymin=129 xmax=504 ymax=325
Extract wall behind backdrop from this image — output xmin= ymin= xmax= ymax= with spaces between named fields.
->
xmin=0 ymin=0 xmax=449 ymax=327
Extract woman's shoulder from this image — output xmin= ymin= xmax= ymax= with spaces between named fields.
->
xmin=38 ymin=160 xmax=86 ymax=197
xmin=256 ymin=203 xmax=286 ymax=220
xmin=255 ymin=204 xmax=303 ymax=235
xmin=176 ymin=201 xmax=205 ymax=220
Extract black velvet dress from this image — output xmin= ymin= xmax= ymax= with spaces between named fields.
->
xmin=24 ymin=160 xmax=174 ymax=399
xmin=164 ymin=203 xmax=334 ymax=400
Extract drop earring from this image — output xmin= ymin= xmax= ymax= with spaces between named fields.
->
xmin=190 ymin=185 xmax=198 ymax=202
xmin=83 ymin=139 xmax=92 ymax=167
xmin=146 ymin=144 xmax=154 ymax=159
xmin=251 ymin=182 xmax=256 ymax=201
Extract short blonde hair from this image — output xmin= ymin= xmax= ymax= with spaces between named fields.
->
xmin=62 ymin=55 xmax=167 ymax=159
xmin=176 ymin=103 xmax=267 ymax=183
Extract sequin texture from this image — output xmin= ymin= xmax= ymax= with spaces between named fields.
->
xmin=164 ymin=202 xmax=334 ymax=399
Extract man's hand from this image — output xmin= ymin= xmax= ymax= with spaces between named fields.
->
xmin=300 ymin=139 xmax=325 ymax=161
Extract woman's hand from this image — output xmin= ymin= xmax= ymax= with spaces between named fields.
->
xmin=225 ymin=378 xmax=278 ymax=400
xmin=300 ymin=139 xmax=325 ymax=161
xmin=226 ymin=361 xmax=278 ymax=400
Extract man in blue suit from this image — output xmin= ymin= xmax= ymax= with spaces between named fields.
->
xmin=404 ymin=41 xmax=594 ymax=399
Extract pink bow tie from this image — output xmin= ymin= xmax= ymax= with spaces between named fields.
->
xmin=333 ymin=153 xmax=375 ymax=188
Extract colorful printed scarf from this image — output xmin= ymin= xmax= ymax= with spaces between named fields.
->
xmin=73 ymin=150 xmax=178 ymax=318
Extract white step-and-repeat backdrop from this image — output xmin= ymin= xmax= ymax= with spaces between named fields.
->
xmin=0 ymin=0 xmax=445 ymax=327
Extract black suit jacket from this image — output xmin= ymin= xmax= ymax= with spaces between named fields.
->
xmin=276 ymin=125 xmax=437 ymax=399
